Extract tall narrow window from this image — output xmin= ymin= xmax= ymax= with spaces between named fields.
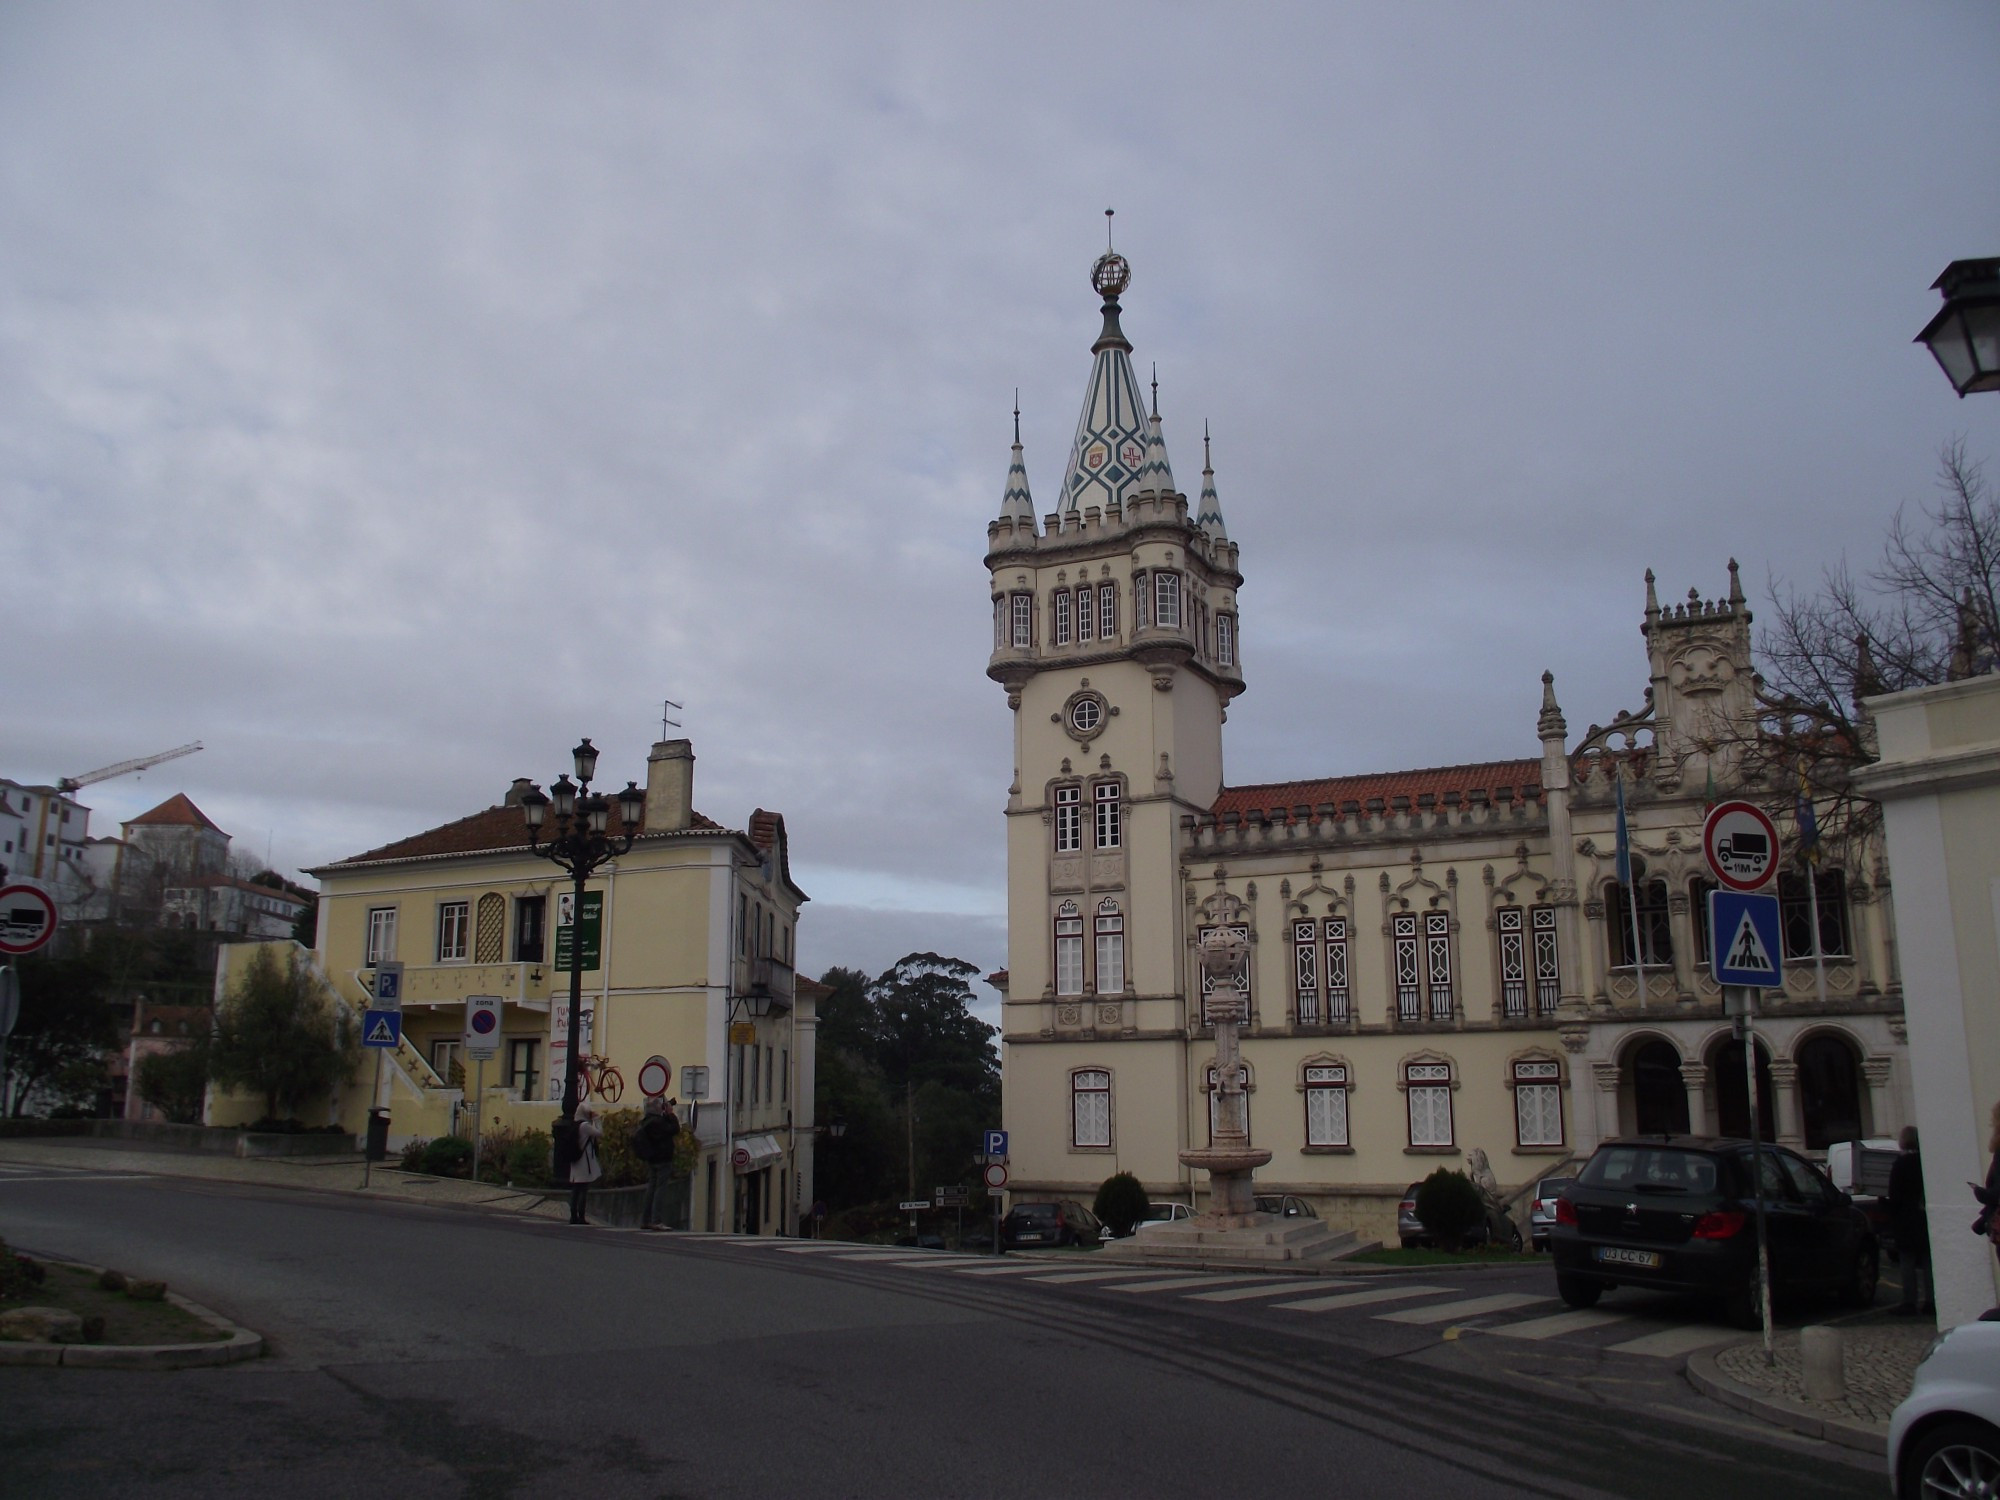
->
xmin=1304 ymin=1064 xmax=1349 ymax=1146
xmin=1514 ymin=1060 xmax=1563 ymax=1146
xmin=1393 ymin=912 xmax=1421 ymax=1021
xmin=1099 ymin=582 xmax=1117 ymax=639
xmin=474 ymin=892 xmax=506 ymax=963
xmin=1011 ymin=592 xmax=1032 ymax=648
xmin=1072 ymin=1069 xmax=1111 ymax=1147
xmin=1053 ymin=589 xmax=1071 ymax=646
xmin=1054 ymin=784 xmax=1081 ymax=853
xmin=1133 ymin=570 xmax=1150 ymax=629
xmin=1531 ymin=906 xmax=1560 ymax=1015
xmin=737 ymin=893 xmax=748 ymax=957
xmin=993 ymin=597 xmax=1006 ymax=650
xmin=1093 ymin=782 xmax=1121 ymax=850
xmin=1607 ymin=880 xmax=1673 ymax=967
xmin=437 ymin=901 xmax=470 ymax=963
xmin=1154 ymin=570 xmax=1182 ymax=629
xmin=1292 ymin=921 xmax=1320 ymax=1024
xmin=1406 ymin=1061 xmax=1454 ymax=1146
xmin=1095 ymin=899 xmax=1125 ymax=995
xmin=514 ymin=896 xmax=545 ymax=963
xmin=1779 ymin=870 xmax=1849 ymax=959
xmin=1075 ymin=586 xmax=1095 ymax=643
xmin=506 ymin=1038 xmax=541 ymax=1100
xmin=366 ymin=906 xmax=398 ymax=966
xmin=1054 ymin=901 xmax=1084 ymax=997
xmin=1497 ymin=906 xmax=1527 ymax=1018
xmin=1217 ymin=613 xmax=1235 ymax=668
xmin=1324 ymin=918 xmax=1350 ymax=1022
xmin=1425 ymin=911 xmax=1453 ymax=1019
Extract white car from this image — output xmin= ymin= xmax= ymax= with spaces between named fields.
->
xmin=1889 ymin=1317 xmax=2000 ymax=1499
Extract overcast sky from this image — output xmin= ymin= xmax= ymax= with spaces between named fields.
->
xmin=5 ymin=3 xmax=1997 ymax=1012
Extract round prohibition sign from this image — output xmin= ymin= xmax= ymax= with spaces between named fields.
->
xmin=982 ymin=1163 xmax=1009 ymax=1190
xmin=1702 ymin=800 xmax=1781 ymax=891
xmin=469 ymin=1009 xmax=499 ymax=1036
xmin=637 ymin=1054 xmax=672 ymax=1098
xmin=0 ymin=881 xmax=58 ymax=956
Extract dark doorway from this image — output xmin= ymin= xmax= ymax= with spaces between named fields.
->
xmin=1631 ymin=1040 xmax=1691 ymax=1135
xmin=1712 ymin=1037 xmax=1776 ymax=1140
xmin=1798 ymin=1034 xmax=1865 ymax=1149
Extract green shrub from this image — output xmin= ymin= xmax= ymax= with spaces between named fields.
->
xmin=1094 ymin=1171 xmax=1151 ymax=1238
xmin=417 ymin=1137 xmax=474 ymax=1178
xmin=594 ymin=1108 xmax=644 ymax=1187
xmin=0 ymin=1238 xmax=46 ymax=1300
xmin=1413 ymin=1168 xmax=1486 ymax=1250
xmin=398 ymin=1138 xmax=429 ymax=1171
xmin=247 ymin=1117 xmax=305 ymax=1134
xmin=504 ymin=1129 xmax=553 ymax=1187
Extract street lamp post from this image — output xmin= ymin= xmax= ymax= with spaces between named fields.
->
xmin=519 ymin=738 xmax=644 ymax=1124
xmin=1915 ymin=258 xmax=2000 ymax=397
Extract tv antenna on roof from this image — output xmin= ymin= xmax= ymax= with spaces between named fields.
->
xmin=661 ymin=699 xmax=684 ymax=736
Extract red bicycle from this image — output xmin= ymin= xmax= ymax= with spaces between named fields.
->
xmin=572 ymin=1055 xmax=625 ymax=1105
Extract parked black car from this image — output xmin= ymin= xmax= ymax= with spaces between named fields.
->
xmin=1000 ymin=1199 xmax=1101 ymax=1250
xmin=1550 ymin=1135 xmax=1878 ymax=1326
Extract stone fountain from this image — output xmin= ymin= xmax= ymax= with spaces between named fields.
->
xmin=1101 ymin=927 xmax=1352 ymax=1263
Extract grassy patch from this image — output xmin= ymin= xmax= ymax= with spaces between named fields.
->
xmin=7 ymin=1264 xmax=228 ymax=1345
xmin=1349 ymin=1246 xmax=1546 ymax=1267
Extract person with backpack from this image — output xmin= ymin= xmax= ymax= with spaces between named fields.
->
xmin=633 ymin=1095 xmax=682 ymax=1231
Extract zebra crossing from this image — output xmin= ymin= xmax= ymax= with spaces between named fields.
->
xmin=709 ymin=1237 xmax=1743 ymax=1359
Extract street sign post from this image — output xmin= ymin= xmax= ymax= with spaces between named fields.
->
xmin=360 ymin=961 xmax=403 ymax=1189
xmin=463 ymin=995 xmax=502 ymax=1180
xmin=981 ymin=1128 xmax=1009 ymax=1159
xmin=0 ymin=880 xmax=58 ymax=957
xmin=1709 ymin=890 xmax=1784 ymax=988
xmin=897 ymin=1199 xmax=931 ymax=1212
xmin=637 ymin=1055 xmax=671 ymax=1098
xmin=1702 ymin=801 xmax=1781 ymax=891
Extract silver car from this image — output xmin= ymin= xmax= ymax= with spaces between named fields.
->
xmin=1528 ymin=1176 xmax=1574 ymax=1251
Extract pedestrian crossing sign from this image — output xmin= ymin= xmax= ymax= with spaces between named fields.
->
xmin=1708 ymin=890 xmax=1783 ymax=988
xmin=361 ymin=1009 xmax=402 ymax=1048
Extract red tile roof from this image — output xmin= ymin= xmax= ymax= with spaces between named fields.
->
xmin=126 ymin=793 xmax=222 ymax=831
xmin=1211 ymin=759 xmax=1545 ymax=823
xmin=319 ymin=800 xmax=724 ymax=870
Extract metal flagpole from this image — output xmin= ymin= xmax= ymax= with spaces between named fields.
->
xmin=1617 ymin=770 xmax=1648 ymax=1007
xmin=1798 ymin=758 xmax=1827 ymax=1008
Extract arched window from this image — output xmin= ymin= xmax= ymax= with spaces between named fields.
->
xmin=1302 ymin=1061 xmax=1349 ymax=1147
xmin=1631 ymin=1040 xmax=1690 ymax=1135
xmin=1513 ymin=1058 xmax=1564 ymax=1146
xmin=1054 ymin=901 xmax=1083 ymax=997
xmin=1779 ymin=870 xmax=1850 ymax=959
xmin=1402 ymin=1059 xmax=1455 ymax=1147
xmin=1071 ymin=1069 xmax=1111 ymax=1148
xmin=1075 ymin=586 xmax=1095 ymax=643
xmin=1053 ymin=784 xmax=1082 ymax=854
xmin=1094 ymin=900 xmax=1125 ymax=995
xmin=1798 ymin=1033 xmax=1866 ymax=1149
xmin=1606 ymin=879 xmax=1672 ymax=967
xmin=1153 ymin=570 xmax=1182 ymax=629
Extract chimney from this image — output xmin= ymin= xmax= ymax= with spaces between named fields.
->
xmin=503 ymin=778 xmax=535 ymax=807
xmin=646 ymin=740 xmax=694 ymax=831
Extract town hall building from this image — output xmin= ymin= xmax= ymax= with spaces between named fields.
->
xmin=987 ymin=249 xmax=1910 ymax=1242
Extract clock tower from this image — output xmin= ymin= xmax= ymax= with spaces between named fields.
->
xmin=987 ymin=247 xmax=1244 ymax=1195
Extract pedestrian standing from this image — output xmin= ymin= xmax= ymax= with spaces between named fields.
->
xmin=633 ymin=1096 xmax=683 ymax=1231
xmin=1888 ymin=1125 xmax=1931 ymax=1314
xmin=566 ymin=1105 xmax=602 ymax=1225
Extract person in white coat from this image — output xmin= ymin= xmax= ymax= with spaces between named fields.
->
xmin=566 ymin=1105 xmax=602 ymax=1225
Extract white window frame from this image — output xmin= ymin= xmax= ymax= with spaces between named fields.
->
xmin=1217 ymin=612 xmax=1235 ymax=667
xmin=1093 ymin=781 xmax=1121 ymax=850
xmin=993 ymin=597 xmax=1006 ymax=650
xmin=1054 ymin=784 xmax=1081 ymax=853
xmin=1497 ymin=906 xmax=1527 ymax=1018
xmin=1292 ymin=920 xmax=1320 ymax=1024
xmin=1133 ymin=570 xmax=1150 ymax=629
xmin=1010 ymin=592 xmax=1032 ymax=648
xmin=1531 ymin=905 xmax=1561 ymax=1015
xmin=1406 ymin=1061 xmax=1454 ymax=1147
xmin=366 ymin=906 xmax=398 ymax=966
xmin=1075 ymin=586 xmax=1095 ymax=643
xmin=1099 ymin=582 xmax=1117 ymax=639
xmin=1324 ymin=917 xmax=1350 ymax=1022
xmin=1392 ymin=912 xmax=1420 ymax=1020
xmin=1053 ymin=588 xmax=1071 ymax=646
xmin=1514 ymin=1059 xmax=1564 ymax=1147
xmin=1304 ymin=1063 xmax=1349 ymax=1147
xmin=437 ymin=901 xmax=470 ymax=963
xmin=1154 ymin=570 xmax=1182 ymax=629
xmin=1071 ymin=1069 xmax=1111 ymax=1148
xmin=1054 ymin=900 xmax=1084 ymax=997
xmin=1424 ymin=911 xmax=1453 ymax=1020
xmin=1094 ymin=899 xmax=1125 ymax=995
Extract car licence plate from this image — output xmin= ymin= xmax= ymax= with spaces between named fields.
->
xmin=1595 ymin=1246 xmax=1662 ymax=1268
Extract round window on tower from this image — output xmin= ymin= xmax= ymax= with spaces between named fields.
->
xmin=1056 ymin=689 xmax=1114 ymax=744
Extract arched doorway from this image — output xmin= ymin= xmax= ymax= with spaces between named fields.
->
xmin=1798 ymin=1032 xmax=1866 ymax=1149
xmin=1711 ymin=1036 xmax=1775 ymax=1140
xmin=1630 ymin=1039 xmax=1690 ymax=1135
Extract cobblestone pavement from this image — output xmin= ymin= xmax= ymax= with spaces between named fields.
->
xmin=1714 ymin=1319 xmax=1936 ymax=1426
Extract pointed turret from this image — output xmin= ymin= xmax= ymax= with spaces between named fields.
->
xmin=1059 ymin=245 xmax=1154 ymax=512
xmin=1195 ymin=423 xmax=1228 ymax=539
xmin=1134 ymin=367 xmax=1178 ymax=496
xmin=998 ymin=398 xmax=1035 ymax=525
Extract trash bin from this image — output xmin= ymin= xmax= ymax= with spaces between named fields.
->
xmin=364 ymin=1107 xmax=391 ymax=1162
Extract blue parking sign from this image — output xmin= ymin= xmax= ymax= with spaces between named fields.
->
xmin=982 ymin=1128 xmax=1009 ymax=1158
xmin=1709 ymin=890 xmax=1783 ymax=988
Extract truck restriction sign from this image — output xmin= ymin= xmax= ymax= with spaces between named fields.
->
xmin=0 ymin=881 xmax=58 ymax=956
xmin=1702 ymin=801 xmax=1781 ymax=891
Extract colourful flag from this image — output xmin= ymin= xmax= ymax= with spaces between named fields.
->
xmin=1702 ymin=766 xmax=1718 ymax=817
xmin=1796 ymin=760 xmax=1821 ymax=865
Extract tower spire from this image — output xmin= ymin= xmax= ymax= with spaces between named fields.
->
xmin=1136 ymin=364 xmax=1177 ymax=496
xmin=1195 ymin=420 xmax=1227 ymax=539
xmin=1060 ymin=223 xmax=1153 ymax=511
xmin=998 ymin=390 xmax=1034 ymax=524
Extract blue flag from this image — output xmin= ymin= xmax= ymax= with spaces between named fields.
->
xmin=1614 ymin=774 xmax=1633 ymax=886
xmin=1796 ymin=760 xmax=1821 ymax=865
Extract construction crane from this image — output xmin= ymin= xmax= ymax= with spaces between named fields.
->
xmin=57 ymin=742 xmax=204 ymax=795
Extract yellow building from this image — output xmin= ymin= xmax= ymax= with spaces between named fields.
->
xmin=988 ymin=251 xmax=1910 ymax=1244
xmin=275 ymin=735 xmax=818 ymax=1234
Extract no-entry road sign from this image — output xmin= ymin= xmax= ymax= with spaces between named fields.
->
xmin=0 ymin=881 xmax=58 ymax=956
xmin=1703 ymin=801 xmax=1781 ymax=891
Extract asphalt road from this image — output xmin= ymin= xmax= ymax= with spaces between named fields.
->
xmin=0 ymin=1166 xmax=1885 ymax=1500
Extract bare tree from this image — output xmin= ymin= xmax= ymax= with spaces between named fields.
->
xmin=1752 ymin=440 xmax=1998 ymax=842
